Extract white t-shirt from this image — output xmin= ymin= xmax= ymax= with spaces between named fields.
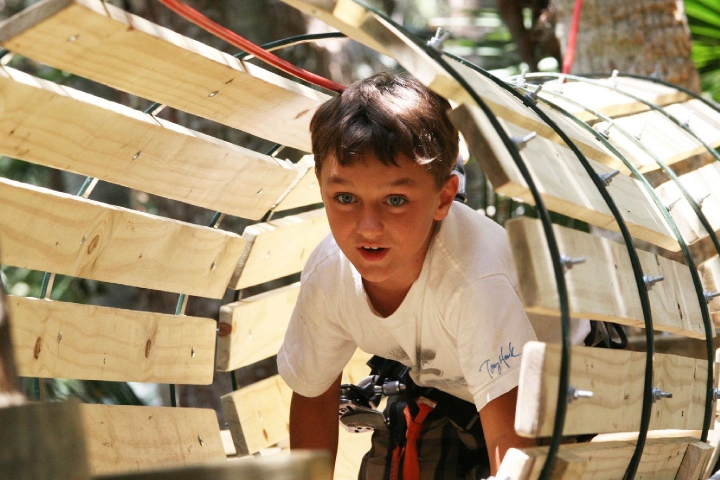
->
xmin=277 ymin=202 xmax=537 ymax=411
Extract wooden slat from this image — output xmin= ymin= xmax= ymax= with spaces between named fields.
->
xmin=515 ymin=342 xmax=706 ymax=438
xmin=273 ymin=156 xmax=322 ymax=212
xmin=0 ymin=177 xmax=246 ymax=298
xmin=217 ymin=283 xmax=299 ymax=372
xmin=450 ymin=103 xmax=679 ymax=251
xmin=701 ymin=256 xmax=720 ymax=327
xmin=537 ymin=77 xmax=689 ymax=123
xmin=80 ymin=403 xmax=225 ymax=476
xmin=676 ymin=441 xmax=714 ymax=480
xmin=222 ymin=375 xmax=292 ymax=456
xmin=0 ymin=0 xmax=330 ymax=152
xmin=592 ymin=109 xmax=711 ymax=174
xmin=0 ymin=66 xmax=299 ymax=220
xmin=655 ymin=161 xmax=720 ymax=250
xmin=497 ymin=437 xmax=695 ymax=480
xmin=8 ymin=296 xmax=216 ymax=384
xmin=1 ymin=401 xmax=90 ymax=480
xmin=506 ymin=217 xmax=709 ymax=339
xmin=704 ymin=421 xmax=720 ymax=480
xmin=0 ymin=279 xmax=22 ymax=406
xmin=95 ymin=452 xmax=333 ymax=480
xmin=230 ymin=208 xmax=329 ymax=289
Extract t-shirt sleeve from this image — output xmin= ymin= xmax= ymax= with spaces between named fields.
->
xmin=454 ymin=274 xmax=537 ymax=411
xmin=277 ymin=274 xmax=357 ymax=398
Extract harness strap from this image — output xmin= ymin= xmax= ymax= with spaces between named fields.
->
xmin=402 ymin=397 xmax=437 ymax=480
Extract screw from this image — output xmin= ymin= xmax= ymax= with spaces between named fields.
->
xmin=517 ymin=68 xmax=528 ymax=87
xmin=191 ymin=347 xmax=196 ymax=357
xmin=210 ymin=262 xmax=216 ymax=271
xmin=57 ymin=332 xmax=62 ymax=343
xmin=198 ymin=435 xmax=204 ymax=446
xmin=634 ymin=124 xmax=647 ymax=141
xmin=644 ymin=275 xmax=665 ymax=291
xmin=133 ymin=151 xmax=141 ymax=160
xmin=567 ymin=386 xmax=593 ymax=404
xmin=524 ymin=84 xmax=543 ymax=104
xmin=705 ymin=291 xmax=720 ymax=304
xmin=511 ymin=131 xmax=537 ymax=151
xmin=696 ymin=193 xmax=711 ymax=207
xmin=608 ymin=69 xmax=619 ymax=88
xmin=560 ymin=255 xmax=586 ymax=271
xmin=598 ymin=170 xmax=621 ymax=186
xmin=67 ymin=34 xmax=79 ymax=42
xmin=427 ymin=27 xmax=451 ymax=51
xmin=664 ymin=197 xmax=681 ymax=211
xmin=679 ymin=111 xmax=694 ymax=128
xmin=208 ymin=91 xmax=218 ymax=97
xmin=651 ymin=387 xmax=672 ymax=402
xmin=596 ymin=121 xmax=614 ymax=139
xmin=713 ymin=388 xmax=720 ymax=401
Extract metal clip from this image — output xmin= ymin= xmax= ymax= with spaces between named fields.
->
xmin=427 ymin=27 xmax=451 ymax=51
xmin=705 ymin=290 xmax=720 ymax=304
xmin=598 ymin=170 xmax=620 ymax=186
xmin=560 ymin=255 xmax=586 ymax=271
xmin=524 ymin=84 xmax=543 ymax=104
xmin=596 ymin=121 xmax=614 ymax=139
xmin=713 ymin=388 xmax=720 ymax=401
xmin=567 ymin=386 xmax=594 ymax=404
xmin=511 ymin=132 xmax=537 ymax=151
xmin=644 ymin=275 xmax=665 ymax=291
xmin=664 ymin=197 xmax=681 ymax=211
xmin=651 ymin=387 xmax=672 ymax=402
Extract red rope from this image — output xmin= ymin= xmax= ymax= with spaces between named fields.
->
xmin=158 ymin=0 xmax=346 ymax=93
xmin=561 ymin=0 xmax=583 ymax=74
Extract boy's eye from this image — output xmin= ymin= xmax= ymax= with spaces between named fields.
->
xmin=387 ymin=195 xmax=407 ymax=207
xmin=335 ymin=193 xmax=355 ymax=204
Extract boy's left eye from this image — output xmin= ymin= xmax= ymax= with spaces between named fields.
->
xmin=386 ymin=195 xmax=407 ymax=207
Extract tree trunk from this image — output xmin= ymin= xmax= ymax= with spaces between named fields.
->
xmin=553 ymin=0 xmax=700 ymax=92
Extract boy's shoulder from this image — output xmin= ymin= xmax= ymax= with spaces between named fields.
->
xmin=431 ymin=202 xmax=517 ymax=288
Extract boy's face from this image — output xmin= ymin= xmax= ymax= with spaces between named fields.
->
xmin=318 ymin=153 xmax=458 ymax=293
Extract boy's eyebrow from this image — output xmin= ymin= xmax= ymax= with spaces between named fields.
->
xmin=327 ymin=175 xmax=352 ymax=186
xmin=326 ymin=176 xmax=417 ymax=187
xmin=389 ymin=177 xmax=417 ymax=187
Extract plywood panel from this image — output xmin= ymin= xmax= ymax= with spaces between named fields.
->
xmin=80 ymin=404 xmax=225 ymax=476
xmin=507 ymin=216 xmax=709 ymax=339
xmin=274 ymin=156 xmax=323 ymax=212
xmin=230 ymin=208 xmax=329 ymax=289
xmin=0 ymin=0 xmax=329 ymax=151
xmin=451 ymin=103 xmax=679 ymax=251
xmin=217 ymin=283 xmax=300 ymax=372
xmin=9 ymin=296 xmax=216 ymax=384
xmin=0 ymin=67 xmax=298 ymax=220
xmin=516 ymin=342 xmax=706 ymax=437
xmin=0 ymin=177 xmax=246 ymax=298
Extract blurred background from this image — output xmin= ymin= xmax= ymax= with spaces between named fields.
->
xmin=0 ymin=0 xmax=717 ymax=422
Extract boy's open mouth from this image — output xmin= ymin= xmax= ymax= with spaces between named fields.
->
xmin=358 ymin=246 xmax=388 ymax=261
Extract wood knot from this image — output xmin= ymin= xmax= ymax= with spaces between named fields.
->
xmin=145 ymin=339 xmax=152 ymax=358
xmin=33 ymin=336 xmax=42 ymax=359
xmin=87 ymin=235 xmax=100 ymax=254
xmin=218 ymin=322 xmax=233 ymax=337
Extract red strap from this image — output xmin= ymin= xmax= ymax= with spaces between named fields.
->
xmin=389 ymin=445 xmax=403 ymax=480
xmin=402 ymin=397 xmax=437 ymax=480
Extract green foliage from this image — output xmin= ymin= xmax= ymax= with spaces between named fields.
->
xmin=686 ymin=0 xmax=720 ymax=101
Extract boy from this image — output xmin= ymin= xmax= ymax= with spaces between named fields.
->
xmin=277 ymin=72 xmax=536 ymax=478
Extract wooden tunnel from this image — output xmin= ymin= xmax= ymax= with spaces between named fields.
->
xmin=0 ymin=0 xmax=720 ymax=479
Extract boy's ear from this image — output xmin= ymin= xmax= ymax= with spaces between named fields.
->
xmin=434 ymin=174 xmax=459 ymax=221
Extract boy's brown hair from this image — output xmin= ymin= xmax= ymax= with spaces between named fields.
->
xmin=310 ymin=72 xmax=459 ymax=189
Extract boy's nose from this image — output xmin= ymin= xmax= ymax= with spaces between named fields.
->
xmin=356 ymin=206 xmax=383 ymax=237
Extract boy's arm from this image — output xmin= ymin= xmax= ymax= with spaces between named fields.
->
xmin=289 ymin=374 xmax=342 ymax=466
xmin=479 ymin=386 xmax=535 ymax=475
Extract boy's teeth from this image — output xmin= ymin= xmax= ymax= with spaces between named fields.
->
xmin=363 ymin=247 xmax=381 ymax=251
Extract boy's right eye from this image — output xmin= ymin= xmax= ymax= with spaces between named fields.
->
xmin=335 ymin=193 xmax=355 ymax=204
